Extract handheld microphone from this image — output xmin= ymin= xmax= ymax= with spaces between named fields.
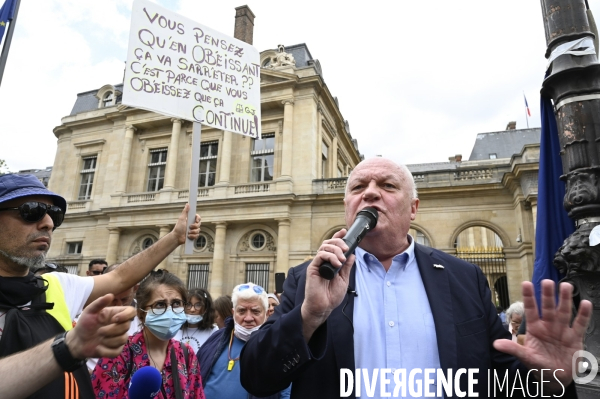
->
xmin=318 ymin=207 xmax=378 ymax=280
xmin=128 ymin=366 xmax=162 ymax=399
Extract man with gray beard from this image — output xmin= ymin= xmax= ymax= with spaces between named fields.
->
xmin=0 ymin=173 xmax=201 ymax=399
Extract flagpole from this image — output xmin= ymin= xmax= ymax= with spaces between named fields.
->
xmin=0 ymin=0 xmax=21 ymax=88
xmin=523 ymin=92 xmax=530 ymax=128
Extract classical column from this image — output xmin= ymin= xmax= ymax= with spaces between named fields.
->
xmin=210 ymin=222 xmax=227 ymax=296
xmin=163 ymin=119 xmax=182 ymax=190
xmin=529 ymin=199 xmax=538 ymax=235
xmin=331 ymin=135 xmax=338 ymax=177
xmin=218 ymin=131 xmax=232 ymax=184
xmin=116 ymin=125 xmax=136 ymax=194
xmin=317 ymin=106 xmax=324 ymax=179
xmin=157 ymin=225 xmax=172 ymax=270
xmin=280 ymin=100 xmax=294 ymax=179
xmin=106 ymin=228 xmax=121 ymax=266
xmin=276 ymin=219 xmax=290 ymax=273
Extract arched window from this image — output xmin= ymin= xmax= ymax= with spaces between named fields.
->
xmin=455 ymin=226 xmax=508 ymax=307
xmin=95 ymin=85 xmax=121 ymax=109
xmin=102 ymin=91 xmax=114 ymax=107
xmin=409 ymin=228 xmax=430 ymax=247
xmin=455 ymin=226 xmax=503 ymax=249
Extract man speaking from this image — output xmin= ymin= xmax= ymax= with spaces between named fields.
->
xmin=239 ymin=157 xmax=591 ymax=398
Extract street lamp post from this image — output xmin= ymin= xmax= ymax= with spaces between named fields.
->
xmin=540 ymin=0 xmax=600 ymax=396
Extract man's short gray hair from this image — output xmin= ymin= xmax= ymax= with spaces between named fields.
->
xmin=399 ymin=164 xmax=418 ymax=199
xmin=232 ymin=282 xmax=268 ymax=311
xmin=506 ymin=301 xmax=524 ymax=322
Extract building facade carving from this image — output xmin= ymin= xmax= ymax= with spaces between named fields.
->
xmin=268 ymin=44 xmax=296 ymax=68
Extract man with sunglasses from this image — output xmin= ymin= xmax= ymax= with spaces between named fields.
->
xmin=87 ymin=259 xmax=108 ymax=276
xmin=240 ymin=158 xmax=592 ymax=398
xmin=0 ymin=173 xmax=201 ymax=399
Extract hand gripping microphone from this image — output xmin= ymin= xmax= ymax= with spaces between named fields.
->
xmin=318 ymin=207 xmax=378 ymax=280
xmin=128 ymin=366 xmax=162 ymax=399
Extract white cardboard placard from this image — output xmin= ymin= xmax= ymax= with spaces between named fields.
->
xmin=123 ymin=0 xmax=261 ymax=138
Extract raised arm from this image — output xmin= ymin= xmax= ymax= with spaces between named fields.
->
xmin=493 ymin=280 xmax=592 ymax=394
xmin=0 ymin=294 xmax=135 ymax=399
xmin=87 ymin=204 xmax=201 ymax=306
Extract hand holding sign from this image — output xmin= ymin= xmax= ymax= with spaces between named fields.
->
xmin=123 ymin=1 xmax=262 ymax=254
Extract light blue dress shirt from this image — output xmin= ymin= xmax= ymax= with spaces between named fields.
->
xmin=353 ymin=236 xmax=442 ymax=398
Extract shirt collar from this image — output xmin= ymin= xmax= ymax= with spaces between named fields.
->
xmin=355 ymin=234 xmax=416 ymax=272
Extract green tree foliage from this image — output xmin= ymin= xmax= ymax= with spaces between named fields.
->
xmin=0 ymin=159 xmax=10 ymax=175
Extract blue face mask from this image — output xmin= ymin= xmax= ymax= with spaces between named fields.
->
xmin=144 ymin=308 xmax=187 ymax=340
xmin=186 ymin=314 xmax=203 ymax=325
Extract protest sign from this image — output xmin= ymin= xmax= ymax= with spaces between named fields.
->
xmin=123 ymin=0 xmax=261 ymax=138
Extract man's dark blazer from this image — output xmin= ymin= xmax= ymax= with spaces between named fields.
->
xmin=240 ymin=243 xmax=572 ymax=398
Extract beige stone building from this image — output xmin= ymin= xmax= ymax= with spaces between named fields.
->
xmin=47 ymin=42 xmax=363 ymax=297
xmin=45 ymin=9 xmax=540 ymax=305
xmin=47 ymin=70 xmax=540 ymax=306
xmin=406 ymin=125 xmax=541 ymax=308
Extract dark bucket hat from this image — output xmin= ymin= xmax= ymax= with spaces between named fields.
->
xmin=0 ymin=174 xmax=67 ymax=212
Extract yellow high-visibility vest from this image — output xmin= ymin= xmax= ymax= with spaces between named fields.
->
xmin=42 ymin=273 xmax=73 ymax=331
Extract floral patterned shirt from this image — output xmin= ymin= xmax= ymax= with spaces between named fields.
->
xmin=92 ymin=331 xmax=205 ymax=399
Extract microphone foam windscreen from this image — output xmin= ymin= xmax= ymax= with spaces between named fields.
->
xmin=128 ymin=366 xmax=162 ymax=399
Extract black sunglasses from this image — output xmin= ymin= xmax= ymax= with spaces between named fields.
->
xmin=0 ymin=201 xmax=65 ymax=229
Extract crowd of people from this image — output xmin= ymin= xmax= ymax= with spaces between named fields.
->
xmin=0 ymin=158 xmax=593 ymax=399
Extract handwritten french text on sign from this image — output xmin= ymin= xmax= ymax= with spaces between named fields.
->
xmin=123 ymin=0 xmax=261 ymax=138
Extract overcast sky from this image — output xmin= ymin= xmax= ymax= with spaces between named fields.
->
xmin=2 ymin=0 xmax=600 ymax=172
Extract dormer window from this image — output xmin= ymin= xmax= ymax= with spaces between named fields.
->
xmin=95 ymin=84 xmax=122 ymax=109
xmin=102 ymin=92 xmax=114 ymax=107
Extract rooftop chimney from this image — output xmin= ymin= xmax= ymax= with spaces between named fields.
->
xmin=505 ymin=121 xmax=516 ymax=130
xmin=234 ymin=5 xmax=255 ymax=44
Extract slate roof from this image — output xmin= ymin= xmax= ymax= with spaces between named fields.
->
xmin=70 ymin=83 xmax=124 ymax=116
xmin=284 ymin=43 xmax=314 ymax=68
xmin=405 ymin=128 xmax=541 ymax=173
xmin=17 ymin=167 xmax=53 ymax=187
xmin=468 ymin=128 xmax=541 ymax=161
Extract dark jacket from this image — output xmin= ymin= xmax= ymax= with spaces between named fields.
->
xmin=239 ymin=243 xmax=577 ymax=399
xmin=197 ymin=316 xmax=282 ymax=399
xmin=0 ymin=275 xmax=93 ymax=399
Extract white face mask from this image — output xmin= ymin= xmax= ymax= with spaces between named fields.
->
xmin=186 ymin=314 xmax=203 ymax=325
xmin=233 ymin=321 xmax=261 ymax=341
